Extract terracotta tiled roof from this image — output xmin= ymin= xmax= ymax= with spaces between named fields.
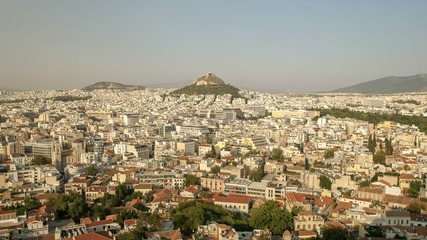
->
xmin=298 ymin=230 xmax=316 ymax=237
xmin=124 ymin=219 xmax=137 ymax=226
xmin=130 ymin=198 xmax=144 ymax=207
xmin=62 ymin=231 xmax=113 ymax=240
xmin=105 ymin=215 xmax=117 ymax=221
xmin=213 ymin=195 xmax=252 ymax=204
xmin=135 ymin=184 xmax=153 ymax=190
xmin=334 ymin=202 xmax=352 ymax=211
xmin=183 ymin=185 xmax=198 ymax=193
xmin=147 ymin=230 xmax=182 ymax=240
xmin=81 ymin=217 xmax=96 ymax=225
xmin=27 ymin=216 xmax=44 ymax=223
xmin=399 ymin=173 xmax=416 ymax=180
xmin=34 ymin=193 xmax=58 ymax=200
xmin=325 ymin=221 xmax=346 ymax=229
xmin=415 ymin=226 xmax=427 ymax=236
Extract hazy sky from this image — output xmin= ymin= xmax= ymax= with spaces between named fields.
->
xmin=1 ymin=1 xmax=427 ymax=93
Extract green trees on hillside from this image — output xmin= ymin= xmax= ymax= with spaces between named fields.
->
xmin=170 ymin=84 xmax=242 ymax=98
xmin=408 ymin=181 xmax=423 ymax=198
xmin=270 ymin=148 xmax=284 ymax=162
xmin=249 ymin=168 xmax=264 ymax=182
xmin=320 ymin=175 xmax=332 ymax=190
xmin=385 ymin=138 xmax=394 ymax=155
xmin=210 ymin=165 xmax=221 ymax=174
xmin=321 ymin=226 xmax=348 ymax=240
xmin=317 ymin=108 xmax=427 ymax=133
xmin=323 ymin=149 xmax=335 ymax=159
xmin=54 ymin=192 xmax=89 ymax=222
xmin=368 ymin=134 xmax=376 ymax=154
xmin=248 ymin=201 xmax=293 ymax=234
xmin=373 ymin=151 xmax=386 ymax=165
xmin=171 ymin=201 xmax=250 ymax=235
xmin=84 ymin=165 xmax=98 ymax=176
xmin=184 ymin=174 xmax=199 ymax=187
xmin=30 ymin=156 xmax=51 ymax=165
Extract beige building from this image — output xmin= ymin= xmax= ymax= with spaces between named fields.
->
xmin=357 ymin=186 xmax=385 ymax=201
xmin=264 ymin=160 xmax=285 ymax=174
xmin=300 ymin=171 xmax=320 ymax=189
xmin=85 ymin=186 xmax=106 ymax=201
xmin=332 ymin=175 xmax=356 ymax=190
xmin=134 ymin=184 xmax=153 ymax=195
xmin=176 ymin=141 xmax=195 ymax=156
xmin=199 ymin=144 xmax=212 ymax=156
xmin=221 ymin=165 xmax=245 ymax=178
xmin=213 ymin=194 xmax=252 ymax=214
xmin=113 ymin=170 xmax=135 ymax=183
xmin=197 ymin=222 xmax=238 ymax=240
xmin=378 ymin=175 xmax=398 ymax=186
xmin=201 ymin=177 xmax=225 ymax=193
xmin=294 ymin=211 xmax=324 ymax=232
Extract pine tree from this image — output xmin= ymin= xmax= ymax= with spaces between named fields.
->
xmin=385 ymin=138 xmax=394 ymax=155
xmin=368 ymin=134 xmax=376 ymax=154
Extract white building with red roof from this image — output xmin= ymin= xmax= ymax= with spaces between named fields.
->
xmin=180 ymin=185 xmax=200 ymax=198
xmin=84 ymin=219 xmax=120 ymax=233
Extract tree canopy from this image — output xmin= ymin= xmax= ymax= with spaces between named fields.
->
xmin=270 ymin=148 xmax=284 ymax=162
xmin=324 ymin=149 xmax=335 ymax=159
xmin=211 ymin=165 xmax=221 ymax=174
xmin=54 ymin=192 xmax=89 ymax=222
xmin=407 ymin=202 xmax=426 ymax=213
xmin=248 ymin=201 xmax=293 ymax=234
xmin=408 ymin=181 xmax=423 ymax=198
xmin=116 ymin=232 xmax=135 ymax=240
xmin=319 ymin=175 xmax=332 ymax=190
xmin=31 ymin=155 xmax=51 ymax=165
xmin=84 ymin=165 xmax=98 ymax=176
xmin=373 ymin=151 xmax=386 ymax=165
xmin=249 ymin=168 xmax=264 ymax=182
xmin=184 ymin=174 xmax=199 ymax=187
xmin=317 ymin=108 xmax=427 ymax=133
xmin=171 ymin=201 xmax=250 ymax=235
xmin=321 ymin=226 xmax=348 ymax=240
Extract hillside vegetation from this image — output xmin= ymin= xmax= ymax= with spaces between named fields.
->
xmin=170 ymin=84 xmax=241 ymax=97
xmin=317 ymin=108 xmax=427 ymax=133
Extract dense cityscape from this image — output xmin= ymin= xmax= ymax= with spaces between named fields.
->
xmin=2 ymin=1 xmax=427 ymax=240
xmin=1 ymin=73 xmax=427 ymax=240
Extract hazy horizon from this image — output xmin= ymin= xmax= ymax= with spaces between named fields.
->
xmin=1 ymin=1 xmax=427 ymax=93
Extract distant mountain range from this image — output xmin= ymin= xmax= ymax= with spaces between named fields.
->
xmin=333 ymin=74 xmax=427 ymax=94
xmin=83 ymin=81 xmax=145 ymax=91
xmin=170 ymin=73 xmax=241 ymax=97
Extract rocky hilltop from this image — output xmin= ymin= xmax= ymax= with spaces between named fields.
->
xmin=170 ymin=73 xmax=241 ymax=97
